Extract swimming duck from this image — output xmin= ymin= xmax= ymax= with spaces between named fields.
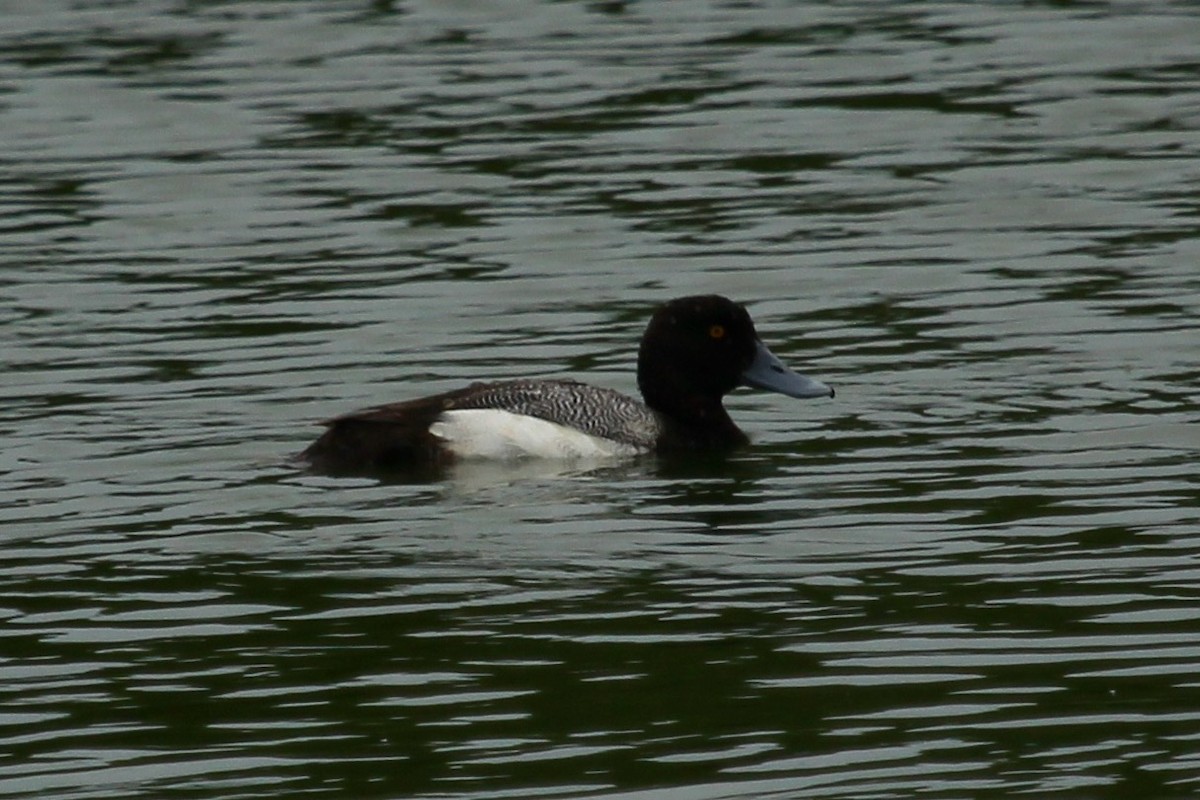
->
xmin=299 ymin=295 xmax=832 ymax=473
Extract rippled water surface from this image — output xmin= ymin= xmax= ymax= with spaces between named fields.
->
xmin=3 ymin=1 xmax=1199 ymax=798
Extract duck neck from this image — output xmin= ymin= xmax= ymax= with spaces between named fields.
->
xmin=643 ymin=391 xmax=748 ymax=450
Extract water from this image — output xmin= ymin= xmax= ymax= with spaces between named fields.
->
xmin=2 ymin=1 xmax=1199 ymax=797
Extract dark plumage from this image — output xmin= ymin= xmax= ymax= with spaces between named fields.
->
xmin=299 ymin=295 xmax=832 ymax=474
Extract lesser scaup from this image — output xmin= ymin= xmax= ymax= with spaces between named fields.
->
xmin=299 ymin=295 xmax=832 ymax=473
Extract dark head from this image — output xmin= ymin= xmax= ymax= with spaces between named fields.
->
xmin=636 ymin=295 xmax=832 ymax=441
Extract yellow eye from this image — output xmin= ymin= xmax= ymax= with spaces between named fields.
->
xmin=709 ymin=324 xmax=725 ymax=339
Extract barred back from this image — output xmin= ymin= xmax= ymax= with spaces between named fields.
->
xmin=447 ymin=379 xmax=662 ymax=450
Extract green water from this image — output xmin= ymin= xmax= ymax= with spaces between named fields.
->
xmin=2 ymin=1 xmax=1198 ymax=797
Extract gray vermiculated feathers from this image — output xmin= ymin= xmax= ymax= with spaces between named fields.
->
xmin=447 ymin=379 xmax=663 ymax=450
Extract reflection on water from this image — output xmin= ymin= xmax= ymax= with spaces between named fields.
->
xmin=2 ymin=1 xmax=1199 ymax=798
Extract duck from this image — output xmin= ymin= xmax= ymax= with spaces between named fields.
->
xmin=298 ymin=295 xmax=833 ymax=474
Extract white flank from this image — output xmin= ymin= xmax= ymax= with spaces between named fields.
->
xmin=429 ymin=409 xmax=644 ymax=460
